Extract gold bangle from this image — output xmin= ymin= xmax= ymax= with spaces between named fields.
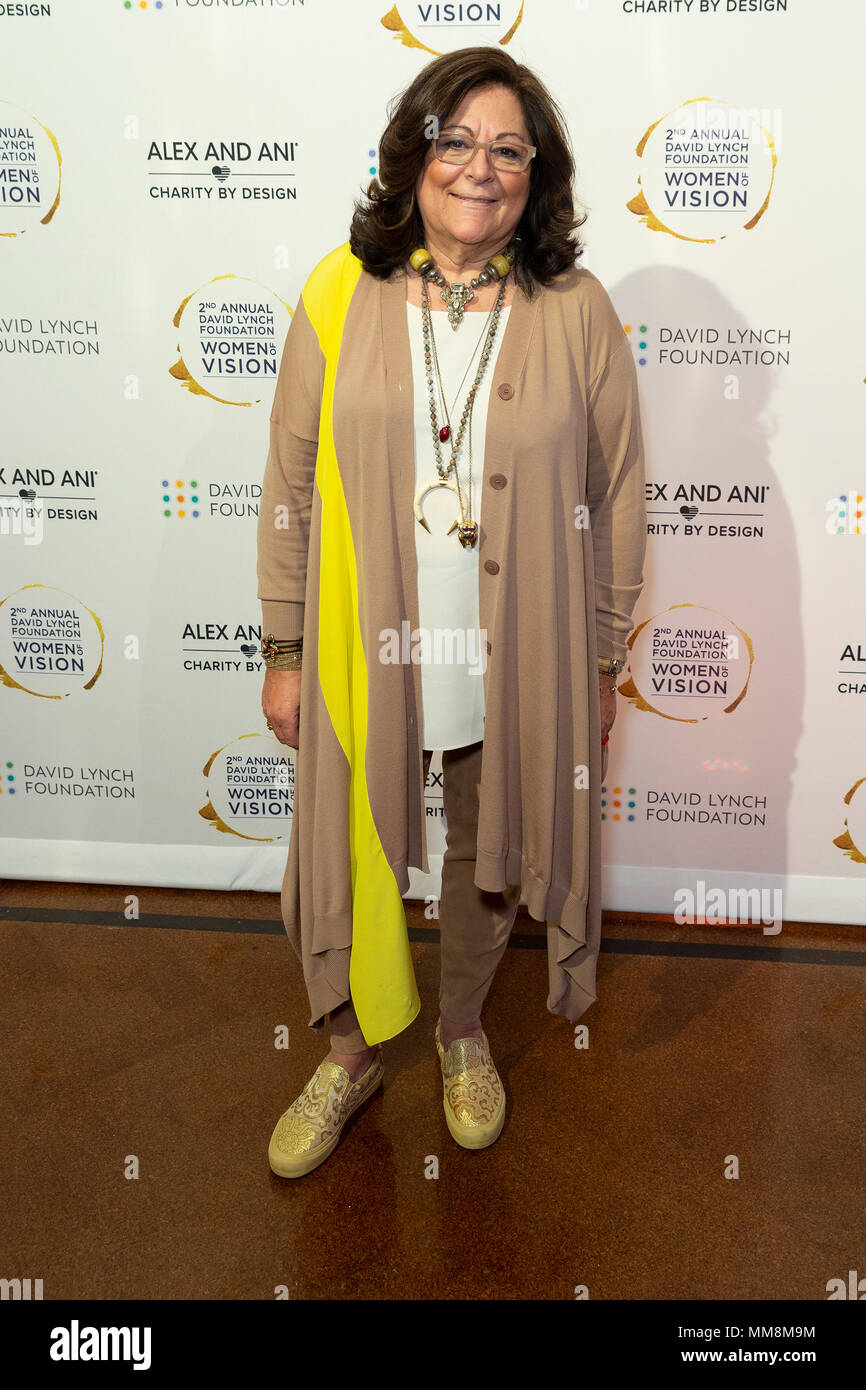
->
xmin=598 ymin=657 xmax=624 ymax=676
xmin=261 ymin=631 xmax=303 ymax=669
xmin=263 ymin=651 xmax=302 ymax=671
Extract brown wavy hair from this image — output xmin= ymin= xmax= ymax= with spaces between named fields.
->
xmin=349 ymin=46 xmax=587 ymax=299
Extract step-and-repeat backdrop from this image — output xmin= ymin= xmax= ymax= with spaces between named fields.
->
xmin=2 ymin=1 xmax=864 ymax=928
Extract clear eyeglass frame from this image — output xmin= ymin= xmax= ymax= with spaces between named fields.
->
xmin=432 ymin=128 xmax=537 ymax=174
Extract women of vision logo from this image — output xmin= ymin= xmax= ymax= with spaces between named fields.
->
xmin=619 ymin=604 xmax=754 ymax=722
xmin=380 ymin=2 xmax=525 ymax=55
xmin=628 ymin=98 xmax=777 ymax=243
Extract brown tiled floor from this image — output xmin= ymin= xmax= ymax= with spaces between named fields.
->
xmin=1 ymin=879 xmax=864 ymax=1300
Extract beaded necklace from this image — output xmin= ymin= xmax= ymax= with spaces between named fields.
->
xmin=410 ymin=239 xmax=516 ymax=547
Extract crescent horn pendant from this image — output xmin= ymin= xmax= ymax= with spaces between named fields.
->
xmin=413 ymin=476 xmax=468 ymax=535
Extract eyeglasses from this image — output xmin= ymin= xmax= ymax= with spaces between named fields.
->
xmin=432 ymin=127 xmax=536 ymax=174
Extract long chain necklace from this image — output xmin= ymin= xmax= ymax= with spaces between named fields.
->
xmin=413 ymin=261 xmax=510 ymax=548
xmin=428 ymin=290 xmax=490 ymax=459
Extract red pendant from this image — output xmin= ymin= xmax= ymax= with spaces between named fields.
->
xmin=439 ymin=425 xmax=451 ymax=442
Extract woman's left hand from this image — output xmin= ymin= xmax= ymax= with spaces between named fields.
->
xmin=600 ymin=677 xmax=617 ymax=743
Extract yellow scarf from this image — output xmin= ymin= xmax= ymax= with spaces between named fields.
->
xmin=303 ymin=242 xmax=421 ymax=1044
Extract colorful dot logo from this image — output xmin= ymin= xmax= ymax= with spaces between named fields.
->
xmin=162 ymin=480 xmax=200 ymax=519
xmin=836 ymin=493 xmax=863 ymax=535
xmin=1 ymin=760 xmax=15 ymax=796
xmin=623 ymin=322 xmax=648 ymax=367
xmin=368 ymin=148 xmax=377 ymax=177
xmin=601 ymin=784 xmax=637 ymax=822
xmin=123 ymin=2 xmax=165 ymax=10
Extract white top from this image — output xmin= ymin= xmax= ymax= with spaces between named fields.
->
xmin=407 ymin=299 xmax=511 ymax=750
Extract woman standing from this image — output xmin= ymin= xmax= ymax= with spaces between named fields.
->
xmin=257 ymin=46 xmax=647 ymax=1178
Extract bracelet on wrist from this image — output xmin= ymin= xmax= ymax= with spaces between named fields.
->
xmin=597 ymin=656 xmax=624 ymax=677
xmin=261 ymin=632 xmax=303 ymax=670
xmin=264 ymin=653 xmax=302 ymax=671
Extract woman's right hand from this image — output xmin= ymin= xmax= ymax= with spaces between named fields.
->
xmin=262 ymin=667 xmax=302 ymax=749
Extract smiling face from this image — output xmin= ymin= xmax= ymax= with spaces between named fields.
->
xmin=415 ymin=83 xmax=532 ymax=272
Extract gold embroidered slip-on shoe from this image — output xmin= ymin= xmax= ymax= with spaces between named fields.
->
xmin=434 ymin=1019 xmax=506 ymax=1150
xmin=268 ymin=1047 xmax=384 ymax=1179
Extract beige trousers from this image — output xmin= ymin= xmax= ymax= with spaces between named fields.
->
xmin=329 ymin=739 xmax=522 ymax=1053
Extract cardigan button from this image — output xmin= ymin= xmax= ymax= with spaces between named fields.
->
xmin=489 ymin=473 xmax=507 ymax=489
xmin=484 ymin=559 xmax=500 ymax=575
xmin=497 ymin=382 xmax=514 ymax=399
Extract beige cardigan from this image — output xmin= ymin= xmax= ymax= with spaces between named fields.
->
xmin=257 ymin=241 xmax=647 ymax=1044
